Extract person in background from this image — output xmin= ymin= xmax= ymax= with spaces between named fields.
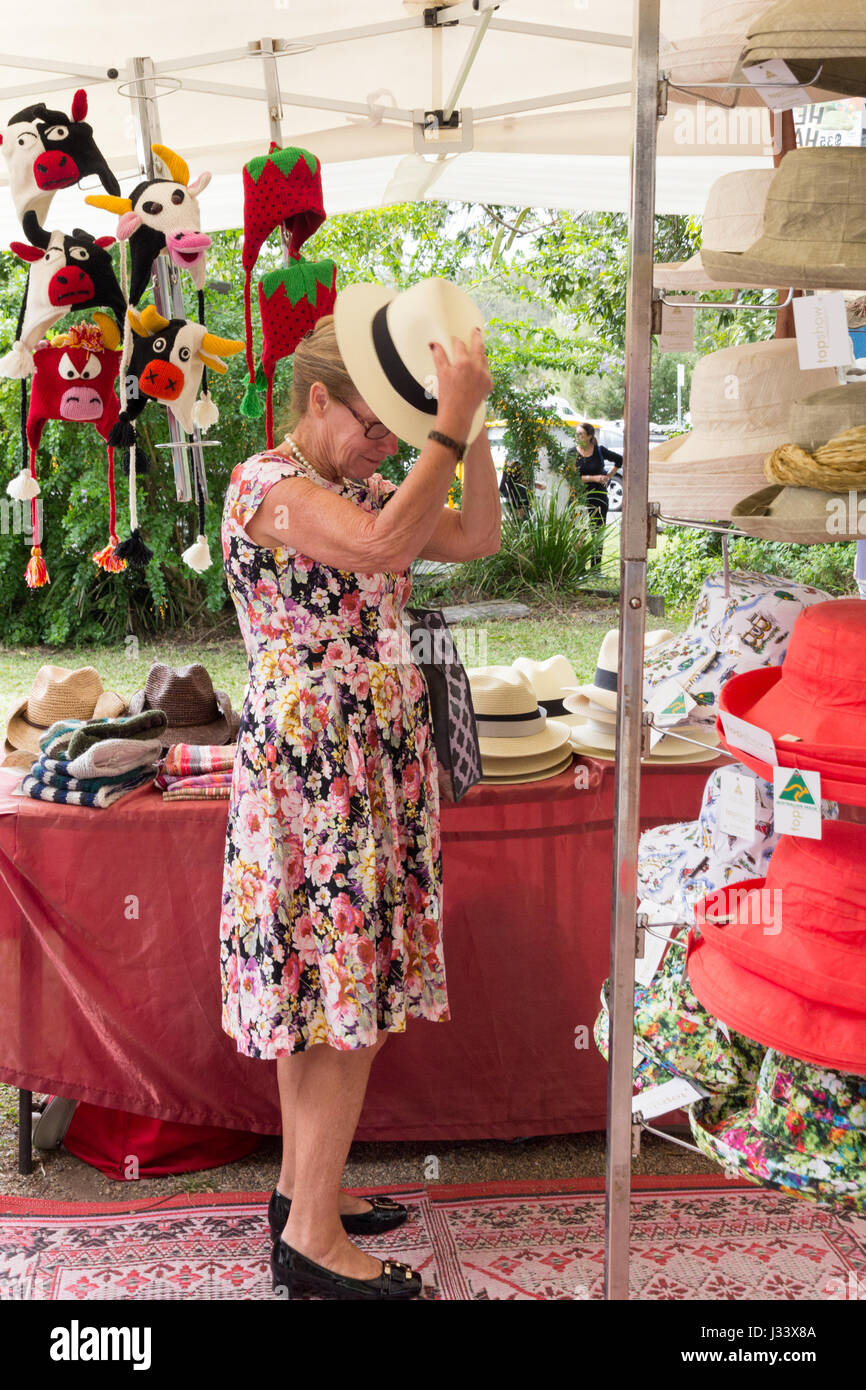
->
xmin=565 ymin=421 xmax=623 ymax=567
xmin=499 ymin=457 xmax=531 ymax=518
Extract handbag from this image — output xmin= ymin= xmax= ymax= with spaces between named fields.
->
xmin=403 ymin=606 xmax=483 ymax=803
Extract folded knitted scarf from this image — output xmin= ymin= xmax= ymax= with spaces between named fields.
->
xmin=40 ymin=712 xmax=168 ymax=761
xmin=162 ymin=783 xmax=232 ymax=801
xmin=30 ymin=755 xmax=155 ymax=794
xmin=67 ymin=738 xmax=163 ymax=779
xmin=18 ymin=766 xmax=155 ymax=808
xmin=161 ymin=743 xmax=237 ymax=776
xmin=155 ymin=769 xmax=234 ymax=792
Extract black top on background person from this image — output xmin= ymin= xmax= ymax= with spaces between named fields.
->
xmin=565 ymin=422 xmax=623 ymax=501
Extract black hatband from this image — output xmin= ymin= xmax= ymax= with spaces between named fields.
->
xmin=371 ymin=304 xmax=437 ymax=416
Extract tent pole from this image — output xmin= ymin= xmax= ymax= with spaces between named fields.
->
xmin=604 ymin=0 xmax=661 ymax=1302
xmin=126 ymin=55 xmax=198 ymax=504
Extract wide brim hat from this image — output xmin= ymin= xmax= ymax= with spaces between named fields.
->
xmin=481 ymin=726 xmax=572 ymax=774
xmin=703 ymin=148 xmax=866 ymax=289
xmin=334 ymin=278 xmax=487 ymax=451
xmin=566 ymin=719 xmax=721 ymax=764
xmin=689 ymin=1067 xmax=866 ymax=1212
xmin=0 ymin=741 xmax=36 ymax=772
xmin=6 ymin=666 xmax=127 ymax=755
xmin=731 ymin=482 xmax=865 ymax=543
xmin=652 ymin=252 xmax=792 ymax=292
xmin=741 ymin=0 xmax=866 ymax=100
xmin=478 ymin=718 xmax=571 ymax=762
xmin=481 ymin=749 xmax=574 ymax=785
xmin=637 ymin=764 xmax=779 ymax=923
xmin=572 ymin=627 xmax=674 ymax=713
xmin=511 ymin=654 xmax=592 ymax=728
xmin=128 ymin=685 xmax=239 ymax=746
xmin=649 ymin=436 xmax=773 ymax=522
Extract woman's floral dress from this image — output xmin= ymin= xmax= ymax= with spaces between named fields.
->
xmin=219 ymin=450 xmax=448 ymax=1058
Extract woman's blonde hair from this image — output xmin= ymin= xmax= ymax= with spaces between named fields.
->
xmin=282 ymin=315 xmax=358 ymax=432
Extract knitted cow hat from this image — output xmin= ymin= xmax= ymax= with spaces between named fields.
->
xmin=14 ymin=315 xmax=123 ymax=588
xmin=255 ymin=256 xmax=338 ymax=447
xmin=1 ymin=90 xmax=120 ymax=226
xmin=240 ymin=144 xmax=326 ymax=415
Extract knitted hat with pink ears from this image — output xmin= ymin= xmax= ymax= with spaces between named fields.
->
xmin=240 ymin=144 xmax=326 ymax=416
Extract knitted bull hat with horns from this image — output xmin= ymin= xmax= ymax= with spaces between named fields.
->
xmin=240 ymin=143 xmax=332 ymax=438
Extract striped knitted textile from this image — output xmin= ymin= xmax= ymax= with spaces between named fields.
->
xmin=161 ymin=743 xmax=237 ymax=776
xmin=154 ymin=769 xmax=234 ymax=792
xmin=18 ymin=766 xmax=155 ymax=808
xmin=32 ymin=754 xmax=153 ymax=793
xmin=67 ymin=737 xmax=163 ymax=779
xmin=162 ymin=782 xmax=232 ymax=801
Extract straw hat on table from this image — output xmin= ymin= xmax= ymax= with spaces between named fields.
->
xmin=5 ymin=665 xmax=126 ymax=757
xmin=468 ymin=666 xmax=572 ymax=783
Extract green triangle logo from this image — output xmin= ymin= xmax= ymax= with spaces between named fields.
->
xmin=660 ymin=690 xmax=687 ymax=718
xmin=779 ymin=772 xmax=816 ymax=806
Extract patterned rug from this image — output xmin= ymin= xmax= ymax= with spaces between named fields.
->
xmin=1 ymin=1177 xmax=864 ymax=1300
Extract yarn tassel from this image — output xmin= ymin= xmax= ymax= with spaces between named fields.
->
xmin=92 ymin=446 xmax=128 ymax=572
xmin=193 ymin=390 xmax=219 ymax=430
xmin=24 ymin=544 xmax=49 ymax=588
xmin=182 ymin=445 xmax=211 ymax=572
xmin=7 ymin=470 xmax=40 ymax=500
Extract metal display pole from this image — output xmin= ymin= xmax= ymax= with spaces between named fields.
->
xmin=603 ymin=0 xmax=662 ymax=1301
xmin=261 ymin=38 xmax=292 ymax=267
xmin=127 ymin=55 xmax=203 ymax=504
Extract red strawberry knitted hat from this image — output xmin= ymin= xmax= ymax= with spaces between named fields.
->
xmin=240 ymin=144 xmax=326 ymax=414
xmin=258 ymin=256 xmax=337 ymax=447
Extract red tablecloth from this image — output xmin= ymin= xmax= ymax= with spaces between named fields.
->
xmin=0 ymin=756 xmax=716 ymax=1141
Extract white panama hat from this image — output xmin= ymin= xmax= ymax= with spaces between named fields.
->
xmin=510 ymin=654 xmax=589 ymax=728
xmin=467 ymin=666 xmax=571 ymax=763
xmin=333 ymin=276 xmax=487 ymax=451
xmin=566 ymin=717 xmax=720 ymax=763
xmin=563 ymin=627 xmax=674 ymax=716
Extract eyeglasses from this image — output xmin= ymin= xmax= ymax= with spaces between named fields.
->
xmin=333 ymin=396 xmax=393 ymax=442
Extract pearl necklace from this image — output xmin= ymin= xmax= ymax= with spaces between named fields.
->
xmin=284 ymin=434 xmax=357 ymax=489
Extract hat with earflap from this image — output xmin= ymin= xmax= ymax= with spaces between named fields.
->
xmin=240 ymin=144 xmax=327 ymax=418
xmin=257 ymin=256 xmax=338 ymax=447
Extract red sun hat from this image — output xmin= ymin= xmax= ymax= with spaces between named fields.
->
xmin=687 ymin=821 xmax=866 ymax=1073
xmin=718 ymin=598 xmax=866 ymax=747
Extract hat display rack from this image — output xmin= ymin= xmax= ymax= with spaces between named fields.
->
xmin=599 ymin=0 xmax=866 ymax=1296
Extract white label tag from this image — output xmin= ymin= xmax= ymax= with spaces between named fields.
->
xmin=635 ymin=900 xmax=671 ymax=988
xmin=646 ymin=678 xmax=697 ymax=748
xmin=716 ymin=1019 xmax=731 ymax=1045
xmin=718 ymin=768 xmax=757 ymax=839
xmin=719 ymin=710 xmax=778 ymax=767
xmin=773 ymin=766 xmax=822 ymax=840
xmin=793 ymin=293 xmax=853 ymax=371
xmin=658 ymin=297 xmax=695 ymax=354
xmin=633 ymin=1076 xmax=708 ymax=1120
xmin=741 ymin=59 xmax=815 ymax=111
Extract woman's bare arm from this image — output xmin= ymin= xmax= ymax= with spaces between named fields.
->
xmin=416 ymin=427 xmax=501 ymax=562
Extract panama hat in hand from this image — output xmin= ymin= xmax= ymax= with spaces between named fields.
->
xmin=334 ymin=277 xmax=486 ymax=450
xmin=6 ymin=665 xmax=126 ymax=755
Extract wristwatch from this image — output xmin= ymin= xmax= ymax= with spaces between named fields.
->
xmin=428 ymin=430 xmax=466 ymax=459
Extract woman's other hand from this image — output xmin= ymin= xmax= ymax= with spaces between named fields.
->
xmin=430 ymin=327 xmax=492 ymax=441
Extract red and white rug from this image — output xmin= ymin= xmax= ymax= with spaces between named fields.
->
xmin=1 ymin=1177 xmax=864 ymax=1300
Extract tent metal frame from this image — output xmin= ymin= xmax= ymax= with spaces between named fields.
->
xmin=6 ymin=1 xmax=671 ymax=1304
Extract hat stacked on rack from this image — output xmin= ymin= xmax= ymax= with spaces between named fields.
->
xmin=737 ymin=0 xmax=866 ymax=102
xmin=239 ymin=144 xmax=337 ymax=446
xmin=467 ymin=667 xmax=572 ymax=783
xmin=653 ymin=168 xmax=787 ymax=292
xmin=642 ymin=570 xmax=831 ymax=728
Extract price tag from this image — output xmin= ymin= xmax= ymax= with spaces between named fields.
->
xmin=635 ymin=900 xmax=672 ymax=988
xmin=719 ymin=710 xmax=778 ymax=767
xmin=633 ymin=1076 xmax=709 ymax=1120
xmin=718 ymin=768 xmax=757 ymax=839
xmin=658 ymin=297 xmax=695 ymax=354
xmin=773 ymin=767 xmax=822 ymax=840
xmin=793 ymin=293 xmax=853 ymax=371
xmin=645 ymin=678 xmax=697 ymax=749
xmin=741 ymin=59 xmax=816 ymax=111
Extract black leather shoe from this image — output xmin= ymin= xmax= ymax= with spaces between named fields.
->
xmin=270 ymin=1237 xmax=423 ymax=1300
xmin=268 ymin=1188 xmax=409 ymax=1240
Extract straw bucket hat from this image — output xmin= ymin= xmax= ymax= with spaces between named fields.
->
xmin=763 ymin=383 xmax=866 ymax=491
xmin=6 ymin=665 xmax=127 ymax=755
xmin=510 ymin=654 xmax=589 ymax=728
xmin=703 ymin=148 xmax=866 ymax=290
xmin=333 ymin=277 xmax=487 ymax=450
xmin=731 ymin=482 xmax=865 ymax=543
xmin=659 ymin=0 xmax=772 ymax=107
xmin=648 ymin=339 xmax=838 ymax=521
xmin=653 ymin=170 xmax=788 ymax=292
xmin=563 ymin=627 xmax=676 ymax=716
xmin=467 ymin=666 xmax=571 ymax=781
xmin=740 ymin=0 xmax=866 ymax=101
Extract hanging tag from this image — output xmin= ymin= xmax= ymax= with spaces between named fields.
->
xmin=716 ymin=1019 xmax=731 ymax=1045
xmin=658 ymin=297 xmax=695 ymax=354
xmin=635 ymin=900 xmax=670 ymax=988
xmin=793 ymin=293 xmax=853 ymax=371
xmin=773 ymin=767 xmax=822 ymax=840
xmin=633 ymin=1076 xmax=709 ymax=1120
xmin=741 ymin=59 xmax=815 ymax=111
xmin=718 ymin=768 xmax=757 ymax=839
xmin=645 ymin=678 xmax=697 ymax=749
xmin=719 ymin=710 xmax=778 ymax=767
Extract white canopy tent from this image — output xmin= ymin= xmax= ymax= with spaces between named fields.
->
xmin=0 ymin=0 xmax=773 ymax=238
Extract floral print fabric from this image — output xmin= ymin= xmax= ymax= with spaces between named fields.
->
xmin=218 ymin=451 xmax=447 ymax=1059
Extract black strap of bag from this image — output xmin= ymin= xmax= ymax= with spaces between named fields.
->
xmin=403 ymin=606 xmax=483 ymax=803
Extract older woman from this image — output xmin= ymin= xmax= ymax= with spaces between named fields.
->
xmin=219 ymin=309 xmax=496 ymax=1300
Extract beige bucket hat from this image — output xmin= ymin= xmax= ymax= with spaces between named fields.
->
xmin=764 ymin=383 xmax=866 ymax=491
xmin=731 ymin=482 xmax=866 ymax=543
xmin=648 ymin=339 xmax=838 ymax=521
xmin=739 ymin=0 xmax=866 ymax=101
xmin=333 ymin=277 xmax=487 ymax=451
xmin=660 ymin=0 xmax=771 ymax=107
xmin=653 ymin=170 xmax=788 ymax=292
xmin=703 ymin=148 xmax=866 ymax=290
xmin=468 ymin=666 xmax=571 ymax=766
xmin=6 ymin=665 xmax=127 ymax=755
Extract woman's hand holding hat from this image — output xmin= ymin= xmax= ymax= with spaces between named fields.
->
xmin=429 ymin=328 xmax=492 ymax=444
